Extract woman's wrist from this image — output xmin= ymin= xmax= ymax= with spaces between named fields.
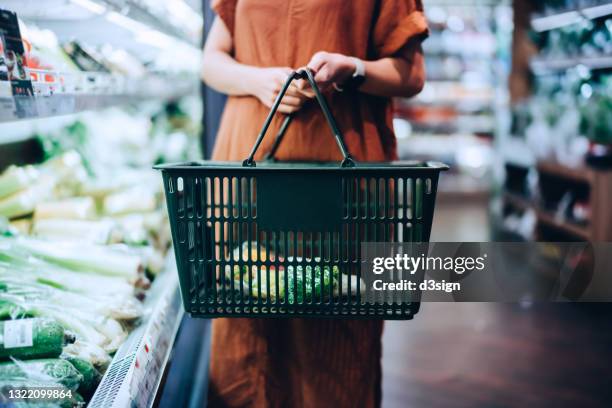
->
xmin=239 ymin=66 xmax=263 ymax=96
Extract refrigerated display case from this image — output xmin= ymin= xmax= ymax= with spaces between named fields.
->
xmin=0 ymin=2 xmax=209 ymax=406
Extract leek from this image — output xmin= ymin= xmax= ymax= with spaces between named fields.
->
xmin=0 ymin=276 xmax=142 ymax=320
xmin=9 ymin=219 xmax=31 ymax=235
xmin=0 ymin=188 xmax=40 ymax=219
xmin=0 ymin=165 xmax=39 ymax=199
xmin=34 ymin=197 xmax=95 ymax=220
xmin=62 ymin=341 xmax=111 ymax=369
xmin=0 ymin=248 xmax=137 ymax=297
xmin=32 ymin=219 xmax=114 ymax=244
xmin=12 ymin=237 xmax=142 ymax=279
xmin=103 ymin=188 xmax=156 ymax=216
xmin=0 ymin=177 xmax=55 ymax=219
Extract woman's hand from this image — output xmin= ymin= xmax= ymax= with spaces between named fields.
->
xmin=250 ymin=67 xmax=313 ymax=113
xmin=302 ymin=51 xmax=355 ymax=92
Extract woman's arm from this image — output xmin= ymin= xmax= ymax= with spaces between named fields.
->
xmin=304 ymin=42 xmax=426 ymax=98
xmin=202 ymin=17 xmax=312 ymax=113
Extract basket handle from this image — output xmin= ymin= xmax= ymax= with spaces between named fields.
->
xmin=243 ymin=68 xmax=355 ymax=167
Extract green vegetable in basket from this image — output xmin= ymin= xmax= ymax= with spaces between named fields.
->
xmin=0 ymin=318 xmax=72 ymax=361
xmin=286 ymin=265 xmax=339 ymax=304
xmin=229 ymin=263 xmax=339 ymax=304
xmin=0 ymin=359 xmax=83 ymax=391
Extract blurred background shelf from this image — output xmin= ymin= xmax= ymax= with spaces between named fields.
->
xmin=531 ymin=2 xmax=612 ymax=32
xmin=503 ymin=191 xmax=590 ymax=240
xmin=530 ymin=55 xmax=612 ymax=73
xmin=501 ymin=158 xmax=612 ymax=241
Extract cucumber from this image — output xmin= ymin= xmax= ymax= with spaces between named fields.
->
xmin=0 ymin=358 xmax=84 ymax=391
xmin=63 ymin=356 xmax=101 ymax=397
xmin=0 ymin=380 xmax=82 ymax=408
xmin=0 ymin=319 xmax=71 ymax=361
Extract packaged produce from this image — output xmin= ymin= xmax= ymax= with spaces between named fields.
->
xmin=62 ymin=356 xmax=101 ymax=397
xmin=0 ymin=358 xmax=83 ymax=391
xmin=62 ymin=341 xmax=112 ymax=369
xmin=10 ymin=237 xmax=143 ymax=280
xmin=0 ymin=318 xmax=73 ymax=361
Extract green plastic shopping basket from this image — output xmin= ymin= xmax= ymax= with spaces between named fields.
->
xmin=156 ymin=69 xmax=448 ymax=319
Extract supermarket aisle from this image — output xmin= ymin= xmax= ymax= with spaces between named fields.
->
xmin=381 ymin=201 xmax=612 ymax=407
xmin=382 ymin=302 xmax=612 ymax=408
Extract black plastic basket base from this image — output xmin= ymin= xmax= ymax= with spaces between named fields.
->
xmin=185 ymin=303 xmax=419 ymax=320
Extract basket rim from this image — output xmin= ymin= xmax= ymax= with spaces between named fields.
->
xmin=154 ymin=160 xmax=449 ymax=171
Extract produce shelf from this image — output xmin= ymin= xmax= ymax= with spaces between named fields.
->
xmin=88 ymin=258 xmax=183 ymax=408
xmin=531 ymin=3 xmax=612 ymax=32
xmin=0 ymin=78 xmax=195 ymax=124
xmin=2 ymin=0 xmax=202 ymax=48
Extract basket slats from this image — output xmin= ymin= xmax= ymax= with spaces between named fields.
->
xmin=158 ymin=163 xmax=445 ymax=319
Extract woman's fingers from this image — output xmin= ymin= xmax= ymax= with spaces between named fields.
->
xmin=307 ymin=51 xmax=328 ymax=73
xmin=286 ymin=85 xmax=314 ymax=98
xmin=280 ymin=95 xmax=303 ymax=107
xmin=277 ymin=103 xmax=300 ymax=114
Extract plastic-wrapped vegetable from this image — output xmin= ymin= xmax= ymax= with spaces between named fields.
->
xmin=0 ymin=318 xmax=74 ymax=361
xmin=0 ymin=274 xmax=143 ymax=321
xmin=62 ymin=341 xmax=112 ymax=369
xmin=0 ymin=358 xmax=83 ymax=391
xmin=62 ymin=356 xmax=101 ymax=397
xmin=9 ymin=236 xmax=143 ymax=280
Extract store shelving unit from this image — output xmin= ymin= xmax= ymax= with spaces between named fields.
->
xmin=0 ymin=0 xmax=201 ymax=127
xmin=530 ymin=2 xmax=612 ymax=32
xmin=0 ymin=3 xmax=202 ymax=406
xmin=89 ymin=261 xmax=183 ymax=408
xmin=2 ymin=0 xmax=202 ymax=48
xmin=498 ymin=1 xmax=612 ymax=242
xmin=530 ymin=55 xmax=612 ymax=74
xmin=395 ymin=1 xmax=512 ymax=202
xmin=502 ymin=159 xmax=612 ymax=241
xmin=0 ymin=77 xmax=195 ymax=123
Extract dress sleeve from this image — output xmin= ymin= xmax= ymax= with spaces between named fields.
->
xmin=211 ymin=0 xmax=237 ymax=34
xmin=371 ymin=0 xmax=429 ymax=58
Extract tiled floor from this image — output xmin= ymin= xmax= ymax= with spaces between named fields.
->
xmin=381 ymin=200 xmax=612 ymax=407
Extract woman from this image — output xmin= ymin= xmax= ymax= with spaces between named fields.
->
xmin=202 ymin=1 xmax=428 ymax=406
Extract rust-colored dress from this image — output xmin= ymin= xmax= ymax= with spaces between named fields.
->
xmin=209 ymin=1 xmax=428 ymax=407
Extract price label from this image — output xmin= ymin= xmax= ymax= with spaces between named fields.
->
xmin=4 ymin=319 xmax=33 ymax=348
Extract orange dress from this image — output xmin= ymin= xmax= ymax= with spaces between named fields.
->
xmin=209 ymin=1 xmax=428 ymax=407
